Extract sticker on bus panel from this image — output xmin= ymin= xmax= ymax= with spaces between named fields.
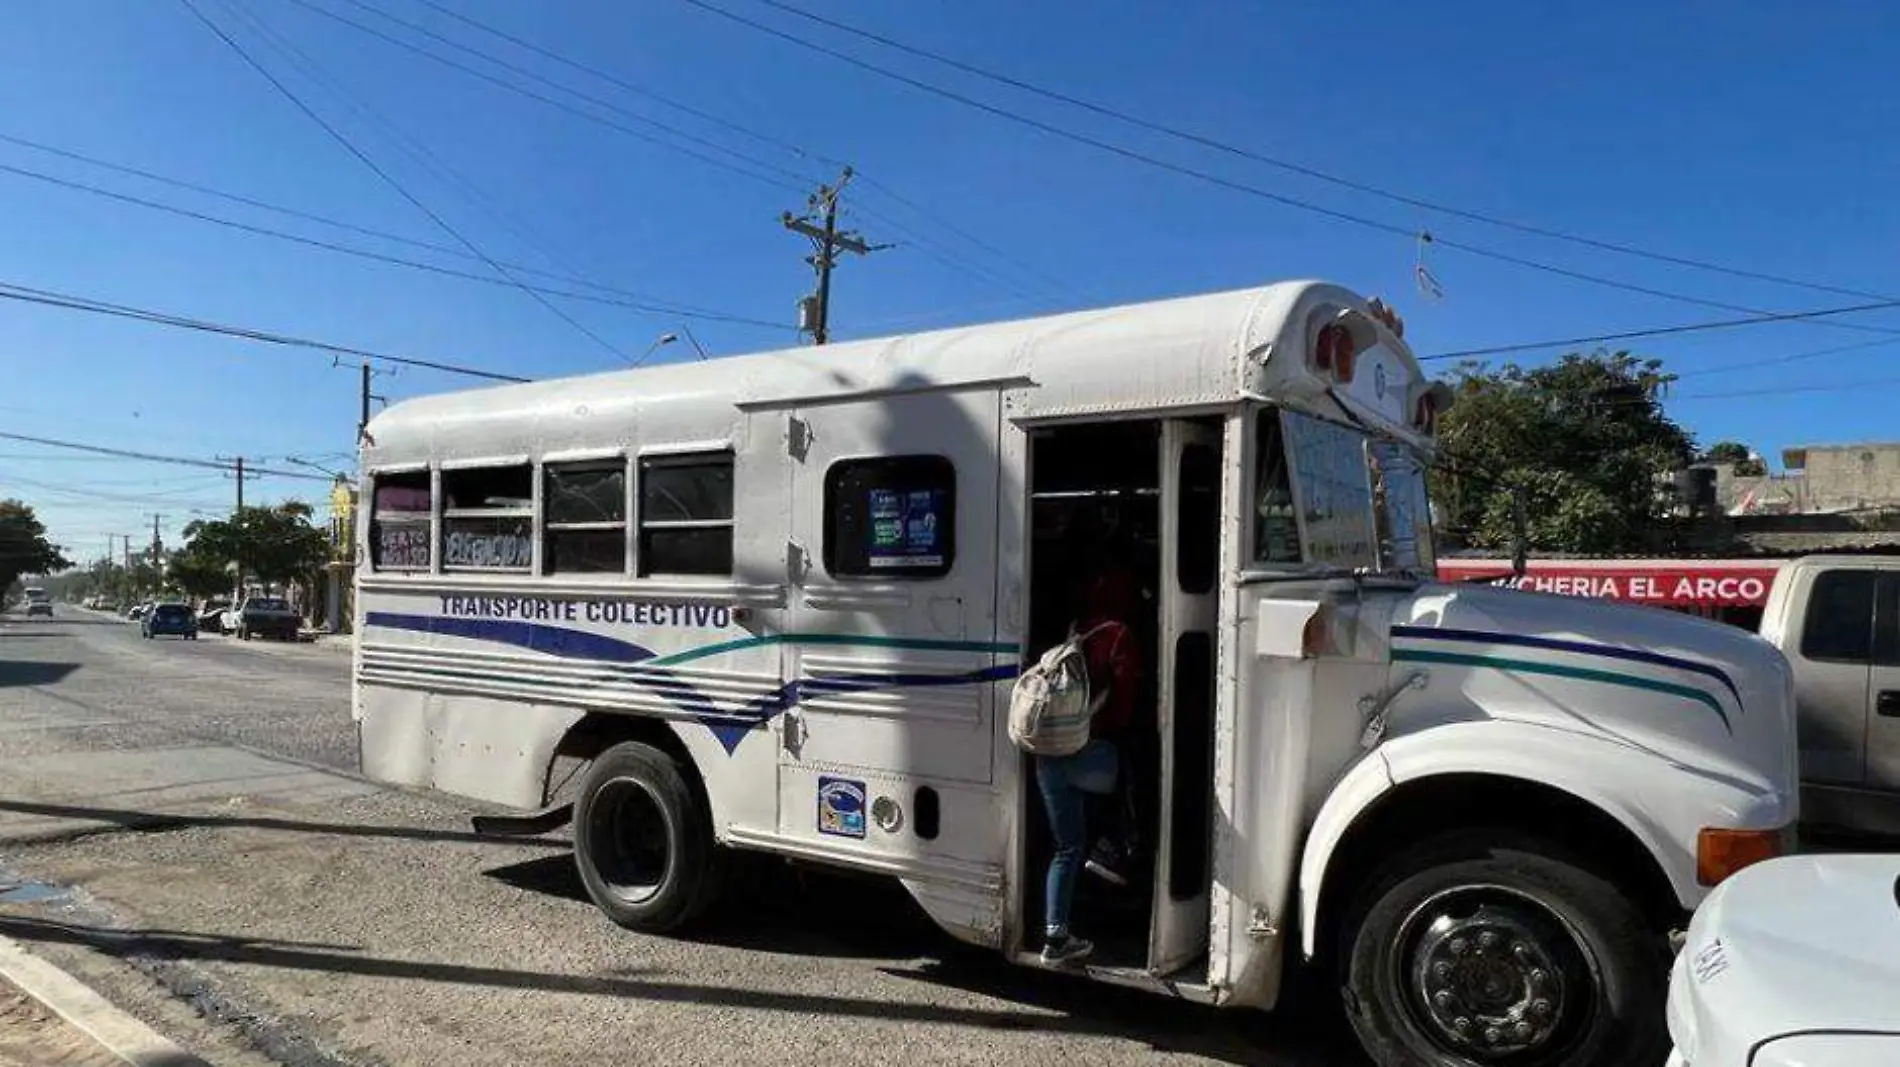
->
xmin=817 ymin=776 xmax=867 ymax=839
xmin=868 ymin=488 xmax=944 ymax=569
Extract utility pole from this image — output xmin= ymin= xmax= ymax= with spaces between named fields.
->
xmin=213 ymin=455 xmax=248 ymax=512
xmin=782 ymin=166 xmax=886 ymax=345
xmin=150 ymin=513 xmax=163 ymax=561
xmin=215 ymin=455 xmax=250 ymax=603
xmin=346 ymin=359 xmax=388 ymax=447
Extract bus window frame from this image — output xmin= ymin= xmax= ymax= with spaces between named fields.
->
xmin=1245 ymin=405 xmax=1306 ymax=571
xmin=366 ymin=464 xmax=434 ymax=574
xmin=636 ymin=449 xmax=737 ymax=579
xmin=439 ymin=461 xmax=536 ymax=574
xmin=542 ymin=456 xmax=634 ymax=577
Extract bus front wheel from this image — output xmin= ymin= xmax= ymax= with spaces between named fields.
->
xmin=1338 ymin=830 xmax=1668 ymax=1067
xmin=573 ymin=741 xmax=723 ymax=934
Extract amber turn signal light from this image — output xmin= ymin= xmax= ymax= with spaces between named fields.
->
xmin=1696 ymin=826 xmax=1789 ymax=887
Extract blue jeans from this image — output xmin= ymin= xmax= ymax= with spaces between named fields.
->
xmin=1035 ymin=739 xmax=1118 ymax=939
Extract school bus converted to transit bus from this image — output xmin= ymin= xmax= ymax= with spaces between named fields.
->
xmin=352 ymin=280 xmax=1798 ymax=1067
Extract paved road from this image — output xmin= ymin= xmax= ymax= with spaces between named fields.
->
xmin=0 ymin=606 xmax=1362 ymax=1066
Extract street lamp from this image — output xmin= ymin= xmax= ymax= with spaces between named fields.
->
xmin=638 ymin=333 xmax=678 ymax=365
xmin=286 ymin=456 xmax=348 ymax=480
xmin=636 ymin=328 xmax=711 ymax=366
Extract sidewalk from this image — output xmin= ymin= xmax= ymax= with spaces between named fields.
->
xmin=0 ymin=933 xmax=203 ymax=1066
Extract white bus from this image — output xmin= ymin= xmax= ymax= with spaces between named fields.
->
xmin=353 ymin=280 xmax=1797 ymax=1066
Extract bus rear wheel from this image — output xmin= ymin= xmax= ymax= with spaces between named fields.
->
xmin=573 ymin=741 xmax=722 ymax=933
xmin=1338 ymin=830 xmax=1668 ymax=1067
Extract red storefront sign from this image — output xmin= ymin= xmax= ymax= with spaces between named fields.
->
xmin=1434 ymin=559 xmax=1785 ymax=607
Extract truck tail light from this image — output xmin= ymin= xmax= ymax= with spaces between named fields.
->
xmin=1696 ymin=825 xmax=1789 ymax=886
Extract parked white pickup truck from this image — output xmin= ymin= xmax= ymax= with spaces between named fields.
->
xmin=1760 ymin=556 xmax=1900 ymax=837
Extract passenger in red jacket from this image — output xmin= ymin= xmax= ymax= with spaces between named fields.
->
xmin=1035 ymin=557 xmax=1144 ymax=966
xmin=1073 ymin=565 xmax=1142 ymax=884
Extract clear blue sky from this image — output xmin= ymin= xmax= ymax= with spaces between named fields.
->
xmin=4 ymin=0 xmax=1898 ymax=562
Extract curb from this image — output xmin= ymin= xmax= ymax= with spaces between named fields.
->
xmin=0 ymin=931 xmax=206 ymax=1066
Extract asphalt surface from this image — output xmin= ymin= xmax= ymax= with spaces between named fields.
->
xmin=0 ymin=605 xmax=1363 ymax=1066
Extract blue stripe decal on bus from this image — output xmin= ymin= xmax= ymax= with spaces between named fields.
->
xmin=362 ymin=612 xmax=1018 ymax=755
xmin=365 ymin=613 xmax=655 ymax=663
xmin=1389 ymin=624 xmax=1741 ymax=705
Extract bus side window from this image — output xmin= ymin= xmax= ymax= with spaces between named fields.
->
xmin=823 ymin=455 xmax=956 ymax=579
xmin=369 ymin=470 xmax=432 ymax=572
xmin=441 ymin=465 xmax=534 ymax=572
xmin=638 ymin=452 xmax=735 ymax=577
xmin=544 ymin=461 xmax=628 ymax=575
xmin=1251 ymin=411 xmax=1301 ymax=565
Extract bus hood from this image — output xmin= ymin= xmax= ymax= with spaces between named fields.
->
xmin=1386 ymin=582 xmax=1798 ymax=797
xmin=1666 ymin=855 xmax=1900 ymax=1066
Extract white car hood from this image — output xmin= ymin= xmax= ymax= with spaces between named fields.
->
xmin=1669 ymin=855 xmax=1900 ymax=1066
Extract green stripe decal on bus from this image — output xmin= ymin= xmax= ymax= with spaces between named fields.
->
xmin=1392 ymin=648 xmax=1732 ymax=734
xmin=647 ymin=633 xmax=1018 ymax=668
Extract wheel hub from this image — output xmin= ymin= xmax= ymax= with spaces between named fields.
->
xmin=1409 ymin=901 xmax=1566 ymax=1057
xmin=586 ymin=777 xmax=671 ymax=905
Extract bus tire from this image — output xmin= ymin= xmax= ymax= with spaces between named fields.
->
xmin=1337 ymin=829 xmax=1668 ymax=1067
xmin=573 ymin=741 xmax=722 ymax=934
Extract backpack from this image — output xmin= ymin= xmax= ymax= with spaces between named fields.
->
xmin=1008 ymin=623 xmax=1115 ymax=756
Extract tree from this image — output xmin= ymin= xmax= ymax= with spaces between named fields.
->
xmin=0 ymin=500 xmax=72 ymax=597
xmin=166 ymin=546 xmax=231 ymax=601
xmin=1699 ymin=440 xmax=1767 ymax=476
xmin=1434 ymin=352 xmax=1696 ymax=554
xmin=182 ymin=503 xmax=330 ymax=595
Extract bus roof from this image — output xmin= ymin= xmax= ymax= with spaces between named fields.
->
xmin=364 ymin=280 xmax=1434 ymax=469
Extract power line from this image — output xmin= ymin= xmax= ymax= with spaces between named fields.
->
xmin=850 ymin=174 xmax=1072 ymax=300
xmin=178 ymin=0 xmax=632 ymax=364
xmin=844 ymin=199 xmax=1048 ymax=303
xmin=224 ymin=1 xmax=793 ymax=345
xmin=1675 ymin=336 xmax=1900 ymax=380
xmin=0 ymin=431 xmax=334 ymax=482
xmin=1674 ymin=375 xmax=1900 ymax=402
xmin=1417 ymin=297 xmax=1900 ymax=362
xmin=750 ymin=0 xmax=1890 ymax=308
xmin=395 ymin=0 xmax=1059 ymax=299
xmin=0 ymin=131 xmax=789 ymax=326
xmin=682 ymin=0 xmax=1900 ymax=338
xmin=0 ymin=277 xmax=531 ymax=382
xmin=0 ymin=158 xmax=783 ymax=328
xmin=305 ymin=0 xmax=1065 ymax=304
xmin=286 ymin=0 xmax=815 ymax=193
xmin=409 ymin=0 xmax=839 ymax=168
xmin=0 ymin=476 xmax=231 ymax=510
xmin=0 ymin=131 xmax=451 ymax=256
xmin=0 ymin=453 xmax=155 ymax=462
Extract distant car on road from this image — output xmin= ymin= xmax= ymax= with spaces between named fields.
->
xmin=232 ymin=596 xmax=300 ymax=641
xmin=1666 ymin=853 xmax=1900 ymax=1066
xmin=141 ymin=602 xmax=197 ymax=641
xmin=25 ymin=600 xmax=52 ymax=617
xmin=196 ymin=600 xmax=231 ymax=633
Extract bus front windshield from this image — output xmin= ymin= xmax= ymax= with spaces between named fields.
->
xmin=1251 ymin=407 xmax=1435 ymax=577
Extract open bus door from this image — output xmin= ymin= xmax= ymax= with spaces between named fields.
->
xmin=1147 ymin=418 xmax=1221 ymax=975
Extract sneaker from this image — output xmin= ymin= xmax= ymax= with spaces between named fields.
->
xmin=1085 ymin=840 xmax=1130 ymax=887
xmin=1039 ymin=934 xmax=1094 ymax=966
